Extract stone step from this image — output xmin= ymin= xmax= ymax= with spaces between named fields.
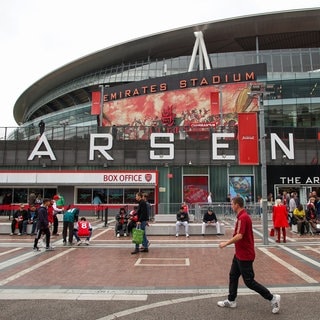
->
xmin=0 ymin=223 xmax=33 ymax=235
xmin=0 ymin=221 xmax=225 ymax=236
xmin=154 ymin=214 xmax=195 ymax=223
xmin=146 ymin=223 xmax=225 ymax=236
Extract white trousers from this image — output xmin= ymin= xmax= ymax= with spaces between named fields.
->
xmin=202 ymin=221 xmax=221 ymax=234
xmin=176 ymin=221 xmax=189 ymax=234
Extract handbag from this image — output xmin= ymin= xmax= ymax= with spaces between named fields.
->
xmin=269 ymin=228 xmax=275 ymax=237
xmin=132 ymin=227 xmax=144 ymax=244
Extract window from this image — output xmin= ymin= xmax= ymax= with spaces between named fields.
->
xmin=109 ymin=189 xmax=123 ymax=204
xmin=77 ymin=188 xmax=92 ymax=204
xmin=13 ymin=188 xmax=28 ymax=203
xmin=124 ymin=188 xmax=139 ymax=203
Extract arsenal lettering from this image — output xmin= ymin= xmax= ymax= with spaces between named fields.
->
xmin=27 ymin=132 xmax=295 ymax=163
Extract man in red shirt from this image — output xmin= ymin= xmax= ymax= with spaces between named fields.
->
xmin=217 ymin=196 xmax=281 ymax=314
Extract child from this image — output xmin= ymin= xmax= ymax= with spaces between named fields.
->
xmin=74 ymin=217 xmax=92 ymax=245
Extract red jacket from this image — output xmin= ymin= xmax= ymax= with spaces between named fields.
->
xmin=47 ymin=205 xmax=54 ymax=223
xmin=77 ymin=221 xmax=91 ymax=237
xmin=272 ymin=204 xmax=289 ymax=228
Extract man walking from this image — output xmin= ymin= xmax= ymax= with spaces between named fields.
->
xmin=131 ymin=192 xmax=149 ymax=254
xmin=217 ymin=196 xmax=281 ymax=314
xmin=33 ymin=198 xmax=54 ymax=251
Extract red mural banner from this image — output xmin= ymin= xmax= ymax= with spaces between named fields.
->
xmin=238 ymin=112 xmax=259 ymax=165
xmin=91 ymin=91 xmax=101 ymax=115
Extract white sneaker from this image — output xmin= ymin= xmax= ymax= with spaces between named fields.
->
xmin=77 ymin=240 xmax=82 ymax=246
xmin=85 ymin=240 xmax=90 ymax=246
xmin=116 ymin=233 xmax=120 ymax=238
xmin=217 ymin=299 xmax=237 ymax=308
xmin=124 ymin=233 xmax=127 ymax=237
xmin=271 ymin=294 xmax=280 ymax=314
xmin=175 ymin=233 xmax=179 ymax=237
xmin=186 ymin=234 xmax=189 ymax=238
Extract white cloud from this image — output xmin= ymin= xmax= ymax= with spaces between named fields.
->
xmin=0 ymin=0 xmax=319 ymax=126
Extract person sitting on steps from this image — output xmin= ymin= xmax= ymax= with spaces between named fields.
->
xmin=115 ymin=207 xmax=128 ymax=237
xmin=202 ymin=207 xmax=221 ymax=236
xmin=176 ymin=206 xmax=189 ymax=237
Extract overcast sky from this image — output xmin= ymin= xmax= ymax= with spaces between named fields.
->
xmin=0 ymin=0 xmax=319 ymax=127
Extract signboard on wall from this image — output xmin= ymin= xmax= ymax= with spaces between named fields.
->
xmin=229 ymin=175 xmax=254 ymax=201
xmin=0 ymin=170 xmax=158 ymax=185
xmin=183 ymin=176 xmax=208 ymax=203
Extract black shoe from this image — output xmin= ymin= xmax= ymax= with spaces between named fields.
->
xmin=131 ymin=250 xmax=139 ymax=254
xmin=33 ymin=247 xmax=40 ymax=252
xmin=140 ymin=248 xmax=149 ymax=252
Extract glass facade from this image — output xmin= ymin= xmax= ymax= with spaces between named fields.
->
xmin=76 ymin=187 xmax=154 ymax=205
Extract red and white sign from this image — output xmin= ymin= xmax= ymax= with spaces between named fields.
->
xmin=238 ymin=112 xmax=259 ymax=165
xmin=103 ymin=172 xmax=156 ymax=184
xmin=91 ymin=91 xmax=101 ymax=115
xmin=0 ymin=170 xmax=158 ymax=185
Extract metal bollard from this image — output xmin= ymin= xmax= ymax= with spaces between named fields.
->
xmin=104 ymin=208 xmax=108 ymax=227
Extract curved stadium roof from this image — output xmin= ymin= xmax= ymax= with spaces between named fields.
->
xmin=13 ymin=8 xmax=320 ymax=125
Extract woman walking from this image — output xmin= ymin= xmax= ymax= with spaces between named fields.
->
xmin=272 ymin=198 xmax=289 ymax=243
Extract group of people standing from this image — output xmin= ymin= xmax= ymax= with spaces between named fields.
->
xmin=272 ymin=191 xmax=320 ymax=242
xmin=9 ymin=192 xmax=91 ymax=251
xmin=32 ymin=195 xmax=92 ymax=251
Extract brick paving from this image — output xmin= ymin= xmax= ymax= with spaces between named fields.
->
xmin=0 ymin=216 xmax=319 ymax=319
xmin=0 ymin=217 xmax=319 ymax=290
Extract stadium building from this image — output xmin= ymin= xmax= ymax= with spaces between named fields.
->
xmin=1 ymin=8 xmax=320 ymax=214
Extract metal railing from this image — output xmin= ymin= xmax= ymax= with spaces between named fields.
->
xmin=157 ymin=202 xmax=272 ymax=222
xmin=1 ymin=125 xmax=319 ymax=142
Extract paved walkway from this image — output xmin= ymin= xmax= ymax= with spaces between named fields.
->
xmin=0 ymin=216 xmax=319 ymax=319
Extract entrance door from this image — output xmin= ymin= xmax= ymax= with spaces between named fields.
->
xmin=274 ymin=185 xmax=309 ymax=205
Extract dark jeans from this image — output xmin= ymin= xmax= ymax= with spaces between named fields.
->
xmin=34 ymin=227 xmax=51 ymax=248
xmin=31 ymin=219 xmax=38 ymax=234
xmin=62 ymin=221 xmax=74 ymax=243
xmin=127 ymin=221 xmax=136 ymax=234
xmin=22 ymin=220 xmax=30 ymax=234
xmin=53 ymin=214 xmax=59 ymax=234
xmin=115 ymin=222 xmax=128 ymax=235
xmin=11 ymin=220 xmax=22 ymax=233
xmin=228 ymin=255 xmax=273 ymax=302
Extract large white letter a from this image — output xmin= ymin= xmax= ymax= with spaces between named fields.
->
xmin=28 ymin=134 xmax=57 ymax=160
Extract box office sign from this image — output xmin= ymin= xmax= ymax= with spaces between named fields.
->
xmin=0 ymin=171 xmax=158 ymax=185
